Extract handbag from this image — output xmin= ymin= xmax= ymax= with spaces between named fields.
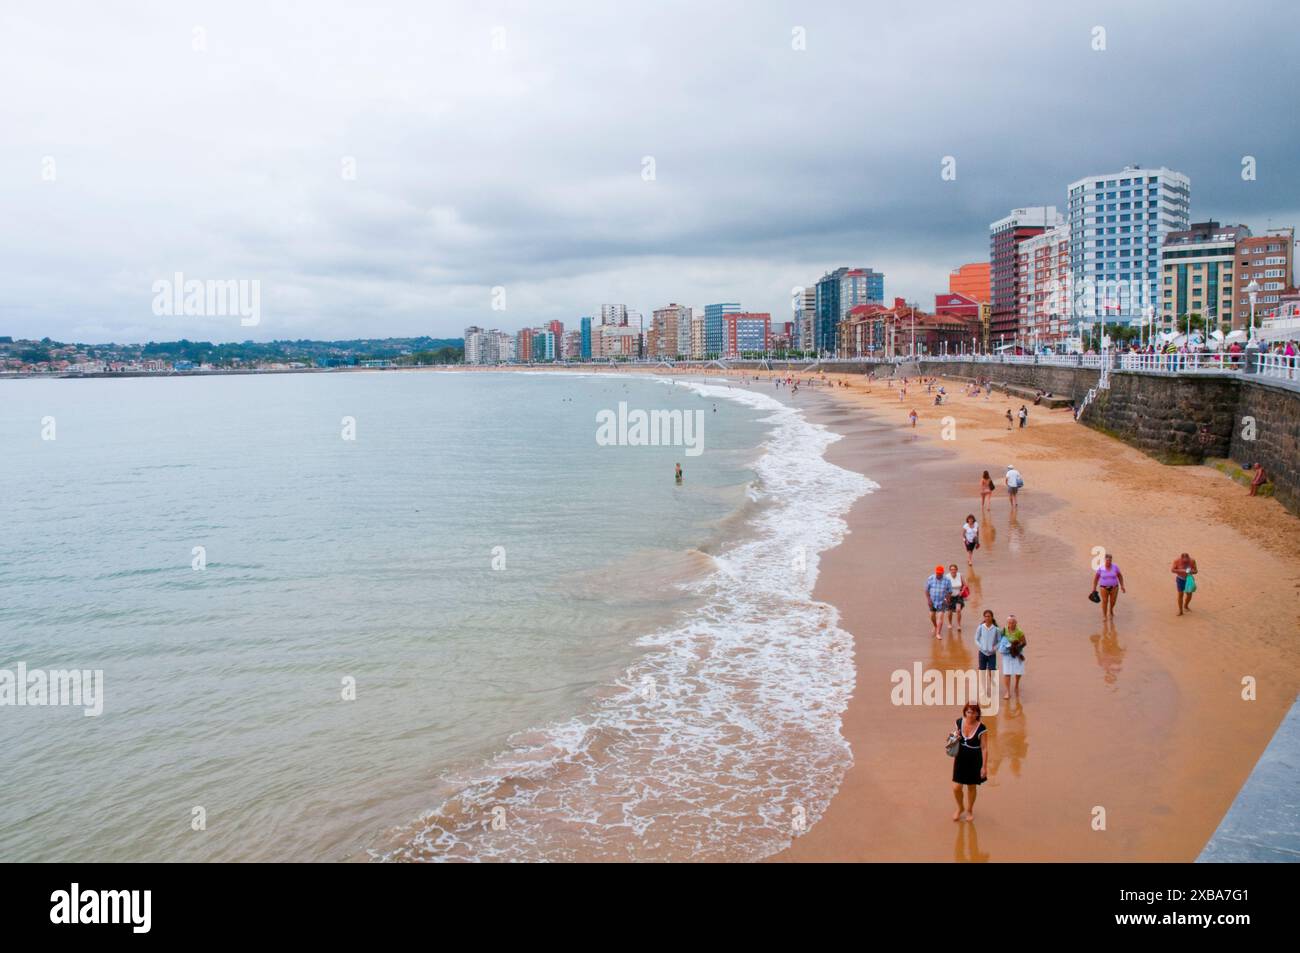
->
xmin=946 ymin=726 xmax=961 ymax=757
xmin=1184 ymin=574 xmax=1197 ymax=594
xmin=960 ymin=585 xmax=971 ymax=599
xmin=1088 ymin=590 xmax=1101 ymax=603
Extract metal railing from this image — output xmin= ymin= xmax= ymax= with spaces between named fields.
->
xmin=1256 ymin=353 xmax=1300 ymax=381
xmin=1117 ymin=352 xmax=1246 ymax=373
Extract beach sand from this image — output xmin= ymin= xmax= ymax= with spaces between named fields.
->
xmin=770 ymin=369 xmax=1300 ymax=862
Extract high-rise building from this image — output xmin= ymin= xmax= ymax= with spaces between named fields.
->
xmin=580 ymin=316 xmax=593 ymax=359
xmin=600 ymin=303 xmax=628 ymax=326
xmin=690 ymin=311 xmax=706 ymax=359
xmin=1017 ymin=223 xmax=1072 ymax=348
xmin=1067 ymin=166 xmax=1190 ymax=326
xmin=990 ymin=207 xmax=1061 ymax=343
xmin=547 ymin=319 xmax=564 ymax=347
xmin=516 ymin=327 xmax=534 ymax=362
xmin=949 ymin=263 xmax=991 ymax=303
xmin=463 ymin=326 xmax=486 ymax=364
xmin=814 ymin=267 xmax=884 ymax=354
xmin=704 ymin=302 xmax=740 ymax=357
xmin=651 ymin=303 xmax=691 ymax=358
xmin=1159 ymin=221 xmax=1250 ymax=334
xmin=561 ymin=329 xmax=583 ymax=360
xmin=795 ymin=286 xmax=816 ymax=351
xmin=1235 ymin=228 xmax=1295 ymax=328
xmin=721 ymin=312 xmax=771 ymax=357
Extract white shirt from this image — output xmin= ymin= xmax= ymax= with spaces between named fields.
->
xmin=1006 ymin=468 xmax=1023 ymax=488
xmin=962 ymin=522 xmax=979 ymax=543
xmin=946 ymin=570 xmax=963 ymax=593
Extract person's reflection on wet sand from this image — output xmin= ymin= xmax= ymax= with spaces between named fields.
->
xmin=1090 ymin=618 xmax=1126 ymax=686
xmin=955 ymin=816 xmax=990 ymax=863
xmin=988 ymin=700 xmax=1029 ymax=778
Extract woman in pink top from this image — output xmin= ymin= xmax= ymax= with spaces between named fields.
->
xmin=1091 ymin=553 xmax=1126 ymax=619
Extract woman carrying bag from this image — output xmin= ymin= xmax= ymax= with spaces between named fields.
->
xmin=948 ymin=703 xmax=988 ymax=822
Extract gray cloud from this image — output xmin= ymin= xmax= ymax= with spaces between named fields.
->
xmin=1 ymin=0 xmax=1296 ymax=342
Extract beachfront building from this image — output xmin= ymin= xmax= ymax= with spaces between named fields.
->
xmin=814 ymin=267 xmax=885 ymax=356
xmin=1235 ymin=228 xmax=1295 ymax=328
xmin=561 ymin=329 xmax=583 ymax=360
xmin=593 ymin=324 xmax=641 ymax=359
xmin=704 ymin=302 xmax=740 ymax=358
xmin=600 ymin=303 xmax=628 ymax=326
xmin=463 ymin=326 xmax=486 ymax=364
xmin=580 ymin=316 xmax=593 ymax=359
xmin=1067 ymin=166 xmax=1191 ymax=327
xmin=721 ymin=312 xmax=771 ymax=357
xmin=464 ymin=326 xmax=516 ymax=364
xmin=651 ymin=303 xmax=691 ymax=359
xmin=794 ymin=285 xmax=816 ymax=352
xmin=531 ymin=330 xmax=555 ymax=362
xmin=690 ymin=311 xmax=706 ymax=359
xmin=515 ymin=327 xmax=533 ymax=362
xmin=990 ymin=206 xmax=1061 ymax=346
xmin=949 ymin=262 xmax=991 ymax=303
xmin=1017 ymin=222 xmax=1072 ymax=350
xmin=1159 ymin=221 xmax=1249 ymax=335
xmin=837 ymin=303 xmax=888 ymax=357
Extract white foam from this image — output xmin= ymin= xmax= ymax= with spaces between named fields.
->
xmin=382 ymin=377 xmax=876 ymax=862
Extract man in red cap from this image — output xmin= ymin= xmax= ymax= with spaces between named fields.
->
xmin=924 ymin=564 xmax=954 ymax=639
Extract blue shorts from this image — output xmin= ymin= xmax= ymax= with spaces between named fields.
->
xmin=1176 ymin=576 xmax=1189 ymax=592
xmin=978 ymin=652 xmax=998 ymax=671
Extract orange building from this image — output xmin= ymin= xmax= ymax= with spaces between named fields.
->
xmin=949 ymin=262 xmax=991 ymax=304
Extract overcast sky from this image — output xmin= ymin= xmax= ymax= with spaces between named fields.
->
xmin=2 ymin=1 xmax=1298 ymax=344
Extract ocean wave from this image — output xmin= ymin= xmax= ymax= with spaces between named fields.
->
xmin=377 ymin=378 xmax=876 ymax=862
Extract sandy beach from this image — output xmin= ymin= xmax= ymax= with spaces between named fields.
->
xmin=766 ymin=368 xmax=1300 ymax=861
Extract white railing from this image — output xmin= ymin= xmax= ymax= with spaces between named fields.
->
xmin=1256 ymin=353 xmax=1300 ymax=381
xmin=1117 ymin=352 xmax=1246 ymax=373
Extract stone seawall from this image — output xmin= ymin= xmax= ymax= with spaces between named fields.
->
xmin=728 ymin=359 xmax=1300 ymax=514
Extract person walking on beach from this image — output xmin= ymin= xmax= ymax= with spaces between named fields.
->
xmin=999 ymin=616 xmax=1027 ymax=700
xmin=945 ymin=563 xmax=967 ymax=631
xmin=962 ymin=514 xmax=980 ymax=566
xmin=979 ymin=471 xmax=996 ymax=513
xmin=950 ymin=703 xmax=988 ymax=821
xmin=1005 ymin=408 xmax=1014 ymax=430
xmin=1018 ymin=405 xmax=1028 ymax=429
xmin=925 ymin=565 xmax=953 ymax=640
xmin=1004 ymin=465 xmax=1023 ymax=511
xmin=974 ymin=610 xmax=1001 ymax=698
xmin=909 ymin=409 xmax=918 ymax=428
xmin=1091 ymin=553 xmax=1125 ymax=619
xmin=1171 ymin=552 xmax=1198 ymax=615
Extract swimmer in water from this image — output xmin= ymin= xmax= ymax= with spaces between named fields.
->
xmin=675 ymin=463 xmax=683 ymax=483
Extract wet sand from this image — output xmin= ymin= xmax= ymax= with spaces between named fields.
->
xmin=774 ymin=370 xmax=1300 ymax=862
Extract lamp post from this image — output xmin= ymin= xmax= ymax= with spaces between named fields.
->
xmin=1246 ymin=279 xmax=1260 ymax=344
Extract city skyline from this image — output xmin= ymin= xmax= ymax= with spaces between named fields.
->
xmin=3 ymin=2 xmax=1299 ymax=345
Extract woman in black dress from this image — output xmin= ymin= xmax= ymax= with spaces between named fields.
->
xmin=951 ymin=702 xmax=988 ymax=821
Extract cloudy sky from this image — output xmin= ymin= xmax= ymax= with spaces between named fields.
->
xmin=2 ymin=1 xmax=1297 ymax=344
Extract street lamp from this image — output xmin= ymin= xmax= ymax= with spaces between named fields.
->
xmin=1246 ymin=279 xmax=1260 ymax=344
